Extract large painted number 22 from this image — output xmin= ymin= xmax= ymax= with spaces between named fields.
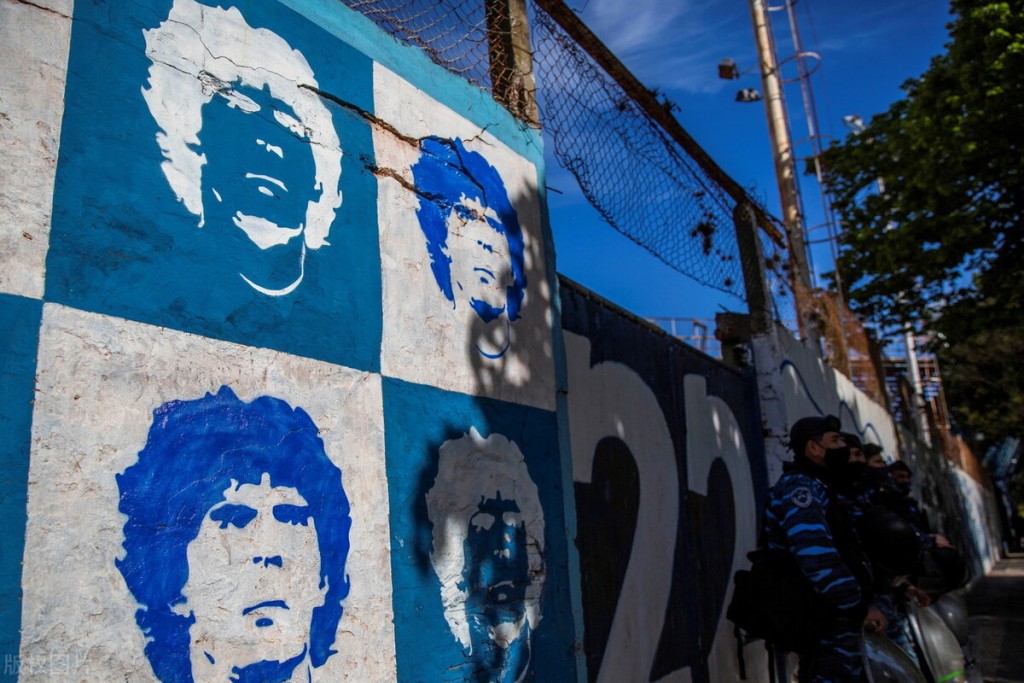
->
xmin=565 ymin=333 xmax=761 ymax=683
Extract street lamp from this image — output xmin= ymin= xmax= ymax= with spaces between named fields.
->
xmin=736 ymin=88 xmax=763 ymax=102
xmin=842 ymin=114 xmax=866 ymax=133
xmin=718 ymin=59 xmax=762 ymax=102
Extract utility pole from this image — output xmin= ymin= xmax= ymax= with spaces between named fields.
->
xmin=748 ymin=0 xmax=820 ymax=350
xmin=903 ymin=331 xmax=933 ymax=448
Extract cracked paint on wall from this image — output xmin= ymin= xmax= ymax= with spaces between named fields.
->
xmin=22 ymin=305 xmax=396 ymax=682
xmin=411 ymin=137 xmax=527 ymax=361
xmin=46 ymin=0 xmax=381 ymax=371
xmin=116 ymin=386 xmax=351 ymax=682
xmin=425 ymin=429 xmax=544 ymax=682
xmin=0 ymin=0 xmax=72 ymax=300
xmin=373 ymin=65 xmax=557 ymax=410
xmin=141 ymin=0 xmax=344 ymax=297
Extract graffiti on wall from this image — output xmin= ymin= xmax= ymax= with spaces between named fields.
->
xmin=117 ymin=387 xmax=351 ymax=682
xmin=426 ymin=429 xmax=544 ymax=682
xmin=48 ymin=0 xmax=380 ymax=370
xmin=141 ymin=0 xmax=344 ymax=297
xmin=411 ymin=138 xmax=527 ymax=360
xmin=775 ymin=331 xmax=898 ymax=457
xmin=373 ymin=65 xmax=556 ymax=409
xmin=382 ymin=380 xmax=577 ymax=682
xmin=21 ymin=306 xmax=396 ymax=681
xmin=565 ymin=332 xmax=679 ymax=683
xmin=14 ymin=0 xmax=567 ymax=680
xmin=561 ymin=282 xmax=769 ymax=683
xmin=951 ymin=469 xmax=1002 ymax=575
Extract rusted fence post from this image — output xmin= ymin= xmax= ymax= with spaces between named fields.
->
xmin=486 ymin=0 xmax=539 ymax=125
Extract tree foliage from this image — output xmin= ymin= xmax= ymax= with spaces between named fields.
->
xmin=822 ymin=0 xmax=1024 ymax=444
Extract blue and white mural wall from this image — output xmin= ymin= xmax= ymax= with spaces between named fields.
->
xmin=371 ymin=56 xmax=573 ymax=682
xmin=381 ymin=380 xmax=578 ymax=682
xmin=559 ymin=281 xmax=770 ymax=683
xmin=46 ymin=0 xmax=381 ymax=371
xmin=23 ymin=308 xmax=394 ymax=681
xmin=373 ymin=65 xmax=556 ymax=410
xmin=1 ymin=0 xmax=575 ymax=680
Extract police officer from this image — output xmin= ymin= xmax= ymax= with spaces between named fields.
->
xmin=834 ymin=432 xmax=874 ymax=520
xmin=762 ymin=415 xmax=885 ymax=682
xmin=883 ymin=461 xmax=931 ymax=532
xmin=863 ymin=443 xmax=886 ymax=470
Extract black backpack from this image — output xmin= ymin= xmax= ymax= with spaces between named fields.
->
xmin=727 ymin=548 xmax=838 ymax=654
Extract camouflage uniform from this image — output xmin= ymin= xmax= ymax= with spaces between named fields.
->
xmin=763 ymin=458 xmax=869 ymax=683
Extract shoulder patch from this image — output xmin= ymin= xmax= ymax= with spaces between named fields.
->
xmin=790 ymin=487 xmax=813 ymax=508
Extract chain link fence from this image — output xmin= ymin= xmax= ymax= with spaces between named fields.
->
xmin=340 ymin=0 xmax=900 ymax=399
xmin=530 ymin=7 xmax=748 ymax=299
xmin=819 ymin=293 xmax=890 ymax=408
xmin=342 ymin=0 xmax=778 ymax=301
xmin=344 ymin=0 xmax=496 ymax=86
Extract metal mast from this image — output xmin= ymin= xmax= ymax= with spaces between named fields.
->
xmin=748 ymin=0 xmax=820 ymax=349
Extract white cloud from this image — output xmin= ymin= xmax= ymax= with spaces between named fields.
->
xmin=582 ymin=0 xmax=694 ymax=56
xmin=572 ymin=0 xmax=753 ymax=94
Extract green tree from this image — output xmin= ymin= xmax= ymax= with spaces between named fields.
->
xmin=823 ymin=0 xmax=1024 ymax=446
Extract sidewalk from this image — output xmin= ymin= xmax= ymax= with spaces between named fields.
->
xmin=967 ymin=552 xmax=1024 ymax=683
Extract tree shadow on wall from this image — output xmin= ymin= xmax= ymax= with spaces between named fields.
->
xmin=401 ymin=170 xmax=565 ymax=683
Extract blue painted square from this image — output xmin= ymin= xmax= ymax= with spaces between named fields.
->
xmin=0 ymin=294 xmax=42 ymax=678
xmin=383 ymin=378 xmax=578 ymax=682
xmin=47 ymin=0 xmax=381 ymax=371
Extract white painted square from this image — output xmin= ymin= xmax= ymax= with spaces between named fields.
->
xmin=21 ymin=304 xmax=396 ymax=682
xmin=373 ymin=64 xmax=556 ymax=410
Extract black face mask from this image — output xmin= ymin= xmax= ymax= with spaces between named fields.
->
xmin=892 ymin=482 xmax=913 ymax=496
xmin=842 ymin=460 xmax=869 ymax=483
xmin=864 ymin=466 xmax=889 ymax=485
xmin=823 ymin=445 xmax=852 ymax=471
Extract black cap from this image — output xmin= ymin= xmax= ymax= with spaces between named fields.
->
xmin=888 ymin=460 xmax=913 ymax=475
xmin=789 ymin=414 xmax=841 ymax=454
xmin=841 ymin=432 xmax=863 ymax=449
xmin=863 ymin=443 xmax=883 ymax=457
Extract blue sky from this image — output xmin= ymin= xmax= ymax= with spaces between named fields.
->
xmin=544 ymin=0 xmax=953 ymax=324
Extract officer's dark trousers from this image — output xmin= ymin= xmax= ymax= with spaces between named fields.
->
xmin=796 ymin=615 xmax=866 ymax=683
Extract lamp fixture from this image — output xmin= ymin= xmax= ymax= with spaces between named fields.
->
xmin=735 ymin=88 xmax=762 ymax=103
xmin=718 ymin=58 xmax=740 ymax=80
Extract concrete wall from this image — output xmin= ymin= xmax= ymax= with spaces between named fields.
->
xmin=899 ymin=427 xmax=1002 ymax=578
xmin=776 ymin=325 xmax=899 ymax=458
xmin=559 ymin=282 xmax=770 ymax=683
xmin=950 ymin=469 xmax=1003 ymax=576
xmin=1 ymin=1 xmax=576 ymax=680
